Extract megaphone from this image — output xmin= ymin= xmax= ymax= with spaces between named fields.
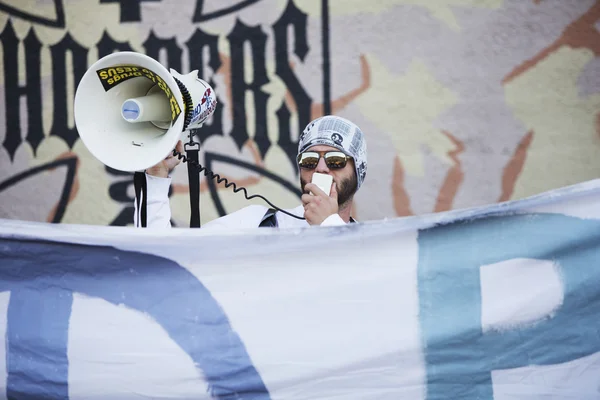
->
xmin=74 ymin=51 xmax=217 ymax=172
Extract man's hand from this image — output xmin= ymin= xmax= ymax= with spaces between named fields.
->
xmin=301 ymin=182 xmax=338 ymax=225
xmin=145 ymin=140 xmax=184 ymax=178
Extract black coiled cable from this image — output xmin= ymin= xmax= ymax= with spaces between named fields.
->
xmin=172 ymin=148 xmax=305 ymax=220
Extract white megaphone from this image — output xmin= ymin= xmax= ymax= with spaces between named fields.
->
xmin=74 ymin=51 xmax=217 ymax=172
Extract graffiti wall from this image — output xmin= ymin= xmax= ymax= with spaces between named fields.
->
xmin=0 ymin=0 xmax=599 ymax=226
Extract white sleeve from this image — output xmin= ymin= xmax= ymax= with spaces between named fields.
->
xmin=320 ymin=213 xmax=347 ymax=226
xmin=202 ymin=205 xmax=269 ymax=231
xmin=133 ymin=174 xmax=173 ymax=229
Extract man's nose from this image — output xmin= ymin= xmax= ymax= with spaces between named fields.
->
xmin=315 ymin=156 xmax=329 ymax=173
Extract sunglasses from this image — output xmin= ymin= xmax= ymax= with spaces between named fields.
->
xmin=297 ymin=151 xmax=352 ymax=170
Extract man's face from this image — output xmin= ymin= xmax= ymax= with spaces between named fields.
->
xmin=299 ymin=145 xmax=358 ymax=207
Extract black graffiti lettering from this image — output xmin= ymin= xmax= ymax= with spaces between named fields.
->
xmin=108 ymin=179 xmax=135 ymax=226
xmin=193 ymin=0 xmax=263 ymax=23
xmin=104 ymin=166 xmax=134 ymax=225
xmin=228 ymin=20 xmax=269 ymax=155
xmin=143 ymin=30 xmax=182 ymax=73
xmin=0 ymin=1 xmax=66 ymax=28
xmin=193 ymin=0 xmax=207 ymax=21
xmin=186 ymin=28 xmax=221 ymax=81
xmin=104 ymin=165 xmax=136 ymax=226
xmin=104 ymin=166 xmax=130 ymax=177
xmin=109 ymin=180 xmax=135 ymax=203
xmin=0 ymin=0 xmax=316 ymax=230
xmin=22 ymin=30 xmax=44 ymax=156
xmin=0 ymin=0 xmax=312 ymax=175
xmin=273 ymin=0 xmax=312 ymax=168
xmin=0 ymin=21 xmax=44 ymax=160
xmin=109 ymin=207 xmax=135 ymax=226
xmin=276 ymin=103 xmax=294 ymax=165
xmin=108 ymin=180 xmax=135 ymax=226
xmin=97 ymin=30 xmax=134 ymax=58
xmin=100 ymin=0 xmax=161 ymax=23
xmin=185 ymin=28 xmax=224 ymax=145
xmin=49 ymin=33 xmax=88 ymax=149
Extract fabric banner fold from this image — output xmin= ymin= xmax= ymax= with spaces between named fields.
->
xmin=1 ymin=180 xmax=600 ymax=399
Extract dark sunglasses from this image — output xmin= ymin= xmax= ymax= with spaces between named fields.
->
xmin=297 ymin=151 xmax=352 ymax=170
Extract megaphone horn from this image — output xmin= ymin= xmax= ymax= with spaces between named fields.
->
xmin=74 ymin=51 xmax=217 ymax=172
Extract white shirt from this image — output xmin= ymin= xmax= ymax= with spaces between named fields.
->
xmin=134 ymin=174 xmax=348 ymax=230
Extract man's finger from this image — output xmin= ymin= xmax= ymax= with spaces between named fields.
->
xmin=330 ymin=181 xmax=338 ymax=200
xmin=305 ymin=183 xmax=327 ymax=197
xmin=303 ymin=208 xmax=313 ymax=221
xmin=301 ymin=194 xmax=313 ymax=205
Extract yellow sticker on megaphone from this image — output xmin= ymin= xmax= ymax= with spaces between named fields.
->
xmin=95 ymin=65 xmax=181 ymax=122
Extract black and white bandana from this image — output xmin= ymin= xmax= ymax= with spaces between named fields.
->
xmin=298 ymin=116 xmax=368 ymax=190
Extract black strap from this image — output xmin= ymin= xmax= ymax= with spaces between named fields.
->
xmin=186 ymin=146 xmax=201 ymax=228
xmin=259 ymin=208 xmax=278 ymax=228
xmin=133 ymin=171 xmax=147 ymax=228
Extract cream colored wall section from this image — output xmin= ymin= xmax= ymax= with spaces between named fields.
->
xmin=506 ymin=46 xmax=600 ymax=200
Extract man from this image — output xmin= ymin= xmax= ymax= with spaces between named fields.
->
xmin=134 ymin=115 xmax=367 ymax=229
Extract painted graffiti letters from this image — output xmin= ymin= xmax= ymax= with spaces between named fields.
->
xmin=0 ymin=0 xmax=315 ymax=224
xmin=193 ymin=0 xmax=264 ymax=23
xmin=228 ymin=20 xmax=270 ymax=154
xmin=107 ymin=174 xmax=138 ymax=227
xmin=1 ymin=1 xmax=312 ymax=163
xmin=185 ymin=28 xmax=224 ymax=144
xmin=0 ymin=21 xmax=44 ymax=160
xmin=143 ymin=31 xmax=183 ymax=74
xmin=49 ymin=33 xmax=89 ymax=150
xmin=273 ymin=0 xmax=312 ymax=168
xmin=0 ymin=0 xmax=66 ymax=28
xmin=97 ymin=31 xmax=134 ymax=58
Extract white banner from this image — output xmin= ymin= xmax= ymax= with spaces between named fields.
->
xmin=1 ymin=180 xmax=600 ymax=399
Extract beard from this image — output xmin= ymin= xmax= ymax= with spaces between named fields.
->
xmin=301 ymin=173 xmax=358 ymax=208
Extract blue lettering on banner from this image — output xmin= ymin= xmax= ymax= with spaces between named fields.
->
xmin=417 ymin=213 xmax=600 ymax=399
xmin=0 ymin=239 xmax=270 ymax=399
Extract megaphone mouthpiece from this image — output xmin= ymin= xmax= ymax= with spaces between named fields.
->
xmin=121 ymin=88 xmax=171 ymax=127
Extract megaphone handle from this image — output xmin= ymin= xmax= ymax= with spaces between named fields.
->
xmin=186 ymin=144 xmax=201 ymax=228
